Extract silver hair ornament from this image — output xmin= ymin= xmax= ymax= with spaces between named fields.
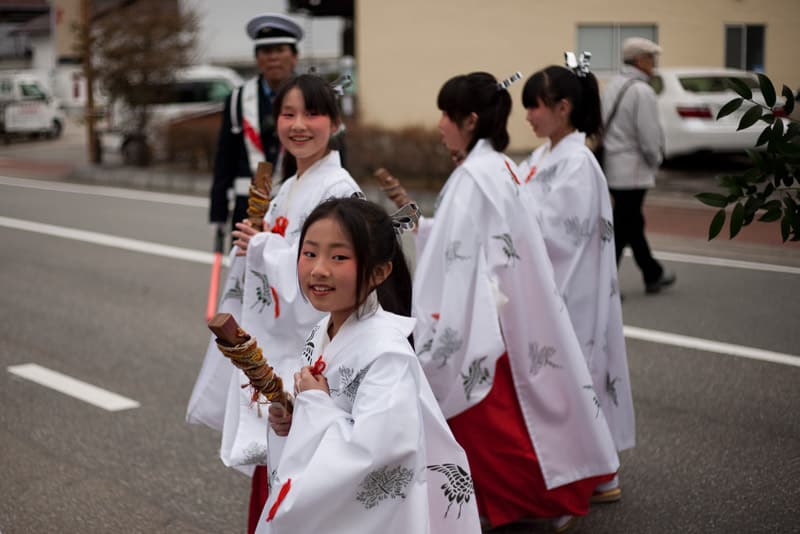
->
xmin=497 ymin=71 xmax=523 ymax=91
xmin=390 ymin=202 xmax=420 ymax=236
xmin=564 ymin=51 xmax=592 ymax=77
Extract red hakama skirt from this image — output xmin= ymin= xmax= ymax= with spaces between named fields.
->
xmin=448 ymin=353 xmax=615 ymax=528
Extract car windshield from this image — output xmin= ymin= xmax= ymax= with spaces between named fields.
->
xmin=154 ymin=80 xmax=234 ymax=104
xmin=678 ymin=75 xmax=759 ymax=93
xmin=19 ymin=82 xmax=47 ymax=100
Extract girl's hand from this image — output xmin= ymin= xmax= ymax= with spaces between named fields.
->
xmin=232 ymin=219 xmax=257 ymax=256
xmin=268 ymin=403 xmax=292 ymax=437
xmin=294 ymin=366 xmax=329 ymax=395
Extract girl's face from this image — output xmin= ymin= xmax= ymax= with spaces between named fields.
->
xmin=438 ymin=112 xmax=474 ymax=154
xmin=298 ymin=217 xmax=358 ymax=333
xmin=525 ymin=97 xmax=571 ymax=141
xmin=277 ymin=87 xmax=338 ymax=175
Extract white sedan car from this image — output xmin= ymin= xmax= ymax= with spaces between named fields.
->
xmin=651 ymin=67 xmax=783 ymax=159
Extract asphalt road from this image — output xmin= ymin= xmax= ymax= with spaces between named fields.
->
xmin=1 ymin=125 xmax=799 ymax=533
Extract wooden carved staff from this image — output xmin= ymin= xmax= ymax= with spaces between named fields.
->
xmin=373 ymin=167 xmax=414 ymax=210
xmin=247 ymin=161 xmax=273 ymax=228
xmin=208 ymin=312 xmax=292 ymax=413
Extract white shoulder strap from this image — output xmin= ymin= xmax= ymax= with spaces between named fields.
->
xmin=229 ymin=85 xmax=242 ymax=134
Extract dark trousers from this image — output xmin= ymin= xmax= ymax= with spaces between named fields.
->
xmin=609 ymin=188 xmax=663 ymax=285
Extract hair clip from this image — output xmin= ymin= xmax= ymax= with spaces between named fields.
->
xmin=497 ymin=71 xmax=523 ymax=91
xmin=390 ymin=202 xmax=420 ymax=236
xmin=350 ymin=191 xmax=367 ymax=201
xmin=330 ymin=74 xmax=353 ymax=97
xmin=564 ymin=51 xmax=592 ymax=77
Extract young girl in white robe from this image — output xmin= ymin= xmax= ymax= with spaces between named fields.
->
xmin=259 ymin=197 xmax=481 ymax=534
xmin=185 ymin=74 xmax=361 ymax=533
xmin=518 ymin=64 xmax=636 ymax=502
xmin=413 ymin=71 xmax=619 ymax=532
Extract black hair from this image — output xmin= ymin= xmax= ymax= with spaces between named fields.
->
xmin=436 ymin=71 xmax=512 ymax=153
xmin=297 ymin=197 xmax=413 ymax=319
xmin=521 ymin=66 xmax=602 ymax=137
xmin=272 ymin=74 xmax=341 ymax=180
xmin=272 ymin=73 xmax=340 ymax=124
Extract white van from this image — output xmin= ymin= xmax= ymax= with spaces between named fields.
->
xmin=103 ymin=64 xmax=243 ymax=164
xmin=0 ymin=72 xmax=64 ymax=139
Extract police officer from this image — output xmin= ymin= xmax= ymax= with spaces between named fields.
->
xmin=209 ymin=13 xmax=302 ymax=234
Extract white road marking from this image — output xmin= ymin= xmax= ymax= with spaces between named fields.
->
xmin=4 ymin=175 xmax=798 ymax=275
xmin=0 ymin=216 xmax=228 ymax=266
xmin=0 ymin=175 xmax=207 ymax=207
xmin=624 ymin=326 xmax=800 ymax=368
xmin=2 ymin=215 xmax=797 ymax=368
xmin=8 ymin=363 xmax=140 ymax=411
xmin=635 ymin=250 xmax=800 ymax=276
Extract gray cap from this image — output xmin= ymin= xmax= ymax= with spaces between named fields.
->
xmin=622 ymin=37 xmax=662 ymax=61
xmin=246 ymin=13 xmax=303 ymax=47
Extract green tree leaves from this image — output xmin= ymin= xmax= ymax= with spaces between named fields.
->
xmin=699 ymin=74 xmax=800 ymax=242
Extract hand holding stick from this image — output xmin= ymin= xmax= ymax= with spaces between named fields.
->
xmin=208 ymin=312 xmax=292 ymax=413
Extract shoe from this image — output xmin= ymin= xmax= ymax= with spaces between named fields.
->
xmin=645 ymin=271 xmax=676 ymax=294
xmin=590 ymin=486 xmax=622 ymax=504
xmin=552 ymin=515 xmax=578 ymax=533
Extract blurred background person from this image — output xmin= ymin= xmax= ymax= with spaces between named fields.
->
xmin=209 ymin=13 xmax=302 ymax=235
xmin=601 ymin=37 xmax=675 ymax=295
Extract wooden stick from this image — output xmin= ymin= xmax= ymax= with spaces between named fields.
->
xmin=247 ymin=161 xmax=273 ymax=228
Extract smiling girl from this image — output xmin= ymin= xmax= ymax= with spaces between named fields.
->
xmin=412 ymin=71 xmax=619 ymax=532
xmin=259 ymin=197 xmax=481 ymax=534
xmin=187 ymin=74 xmax=361 ymax=534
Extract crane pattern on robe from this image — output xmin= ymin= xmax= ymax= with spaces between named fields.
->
xmin=355 ymin=464 xmax=415 ymax=509
xmin=223 ymin=274 xmax=244 ymax=303
xmin=583 ymin=384 xmax=602 ymax=417
xmin=301 ymin=325 xmax=321 ymax=365
xmin=599 ymin=217 xmax=614 ymax=247
xmin=330 ymin=363 xmax=374 ymax=401
xmin=427 ymin=463 xmax=475 ymax=519
xmin=528 ymin=342 xmax=560 ymax=375
xmin=249 ymin=269 xmax=273 ymax=313
xmin=563 ymin=216 xmax=595 ymax=246
xmin=431 ymin=327 xmax=463 ymax=369
xmin=492 ymin=233 xmax=520 ymax=266
xmin=444 ymin=241 xmax=471 ymax=270
xmin=461 ymin=356 xmax=491 ymax=401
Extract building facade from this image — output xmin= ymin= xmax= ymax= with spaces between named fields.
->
xmin=356 ymin=0 xmax=800 ymax=152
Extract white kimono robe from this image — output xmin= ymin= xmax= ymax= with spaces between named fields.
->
xmin=256 ymin=307 xmax=481 ymax=534
xmin=519 ymin=131 xmax=635 ymax=452
xmin=186 ymin=150 xmax=361 ymax=471
xmin=413 ymin=139 xmax=619 ymax=489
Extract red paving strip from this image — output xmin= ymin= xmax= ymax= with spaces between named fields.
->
xmin=645 ymin=202 xmax=799 ymax=248
xmin=0 ymin=158 xmax=75 ymax=172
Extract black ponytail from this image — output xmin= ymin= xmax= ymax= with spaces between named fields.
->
xmin=521 ymin=66 xmax=602 ymax=137
xmin=437 ymin=72 xmax=512 ymax=153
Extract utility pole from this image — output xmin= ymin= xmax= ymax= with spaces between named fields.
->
xmin=81 ymin=0 xmax=99 ymax=163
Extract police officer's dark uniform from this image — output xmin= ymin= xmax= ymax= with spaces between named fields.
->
xmin=209 ymin=14 xmax=302 ymax=232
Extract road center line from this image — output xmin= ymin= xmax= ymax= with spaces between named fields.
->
xmin=8 ymin=363 xmax=141 ymax=411
xmin=624 ymin=326 xmax=799 ymax=368
xmin=0 ymin=216 xmax=224 ymax=265
xmin=2 ymin=215 xmax=798 ymax=368
xmin=635 ymin=250 xmax=800 ymax=275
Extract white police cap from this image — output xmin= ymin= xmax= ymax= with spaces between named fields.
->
xmin=246 ymin=13 xmax=303 ymax=47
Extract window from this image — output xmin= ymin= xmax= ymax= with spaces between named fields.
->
xmin=577 ymin=24 xmax=658 ymax=72
xmin=19 ymin=82 xmax=47 ymax=100
xmin=725 ymin=24 xmax=765 ymax=72
xmin=678 ymin=75 xmax=758 ymax=93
